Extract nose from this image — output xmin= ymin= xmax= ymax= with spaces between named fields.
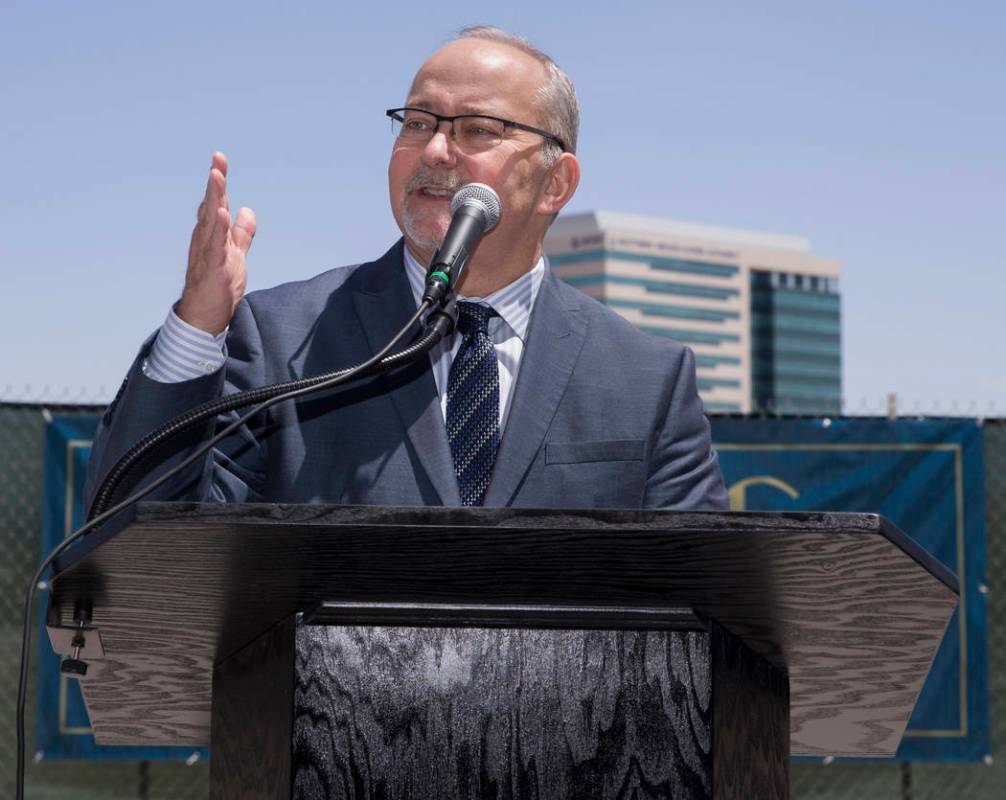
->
xmin=421 ymin=121 xmax=458 ymax=168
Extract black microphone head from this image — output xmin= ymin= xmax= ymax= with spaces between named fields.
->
xmin=450 ymin=183 xmax=502 ymax=233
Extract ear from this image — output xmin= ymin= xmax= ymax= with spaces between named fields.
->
xmin=536 ymin=152 xmax=580 ymax=217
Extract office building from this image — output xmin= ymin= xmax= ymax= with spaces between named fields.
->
xmin=544 ymin=212 xmax=841 ymax=414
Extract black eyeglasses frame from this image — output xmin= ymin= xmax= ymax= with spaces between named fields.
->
xmin=385 ymin=107 xmax=567 ymax=153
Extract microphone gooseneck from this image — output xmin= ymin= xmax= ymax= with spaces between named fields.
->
xmin=422 ymin=182 xmax=502 ymax=306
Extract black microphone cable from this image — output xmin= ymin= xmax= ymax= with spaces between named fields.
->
xmin=14 ymin=298 xmax=456 ymax=800
xmin=89 ymin=299 xmax=457 ymax=518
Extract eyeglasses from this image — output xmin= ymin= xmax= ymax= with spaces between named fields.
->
xmin=386 ymin=107 xmax=566 ymax=153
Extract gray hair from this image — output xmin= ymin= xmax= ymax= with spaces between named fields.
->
xmin=455 ymin=26 xmax=579 ymax=168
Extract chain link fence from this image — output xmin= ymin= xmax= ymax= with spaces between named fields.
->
xmin=1 ymin=402 xmax=1002 ymax=798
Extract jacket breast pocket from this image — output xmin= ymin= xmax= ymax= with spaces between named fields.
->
xmin=542 ymin=439 xmax=646 ymax=507
xmin=545 ymin=439 xmax=646 ymax=465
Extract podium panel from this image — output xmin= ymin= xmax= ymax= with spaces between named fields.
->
xmin=210 ymin=609 xmax=788 ymax=800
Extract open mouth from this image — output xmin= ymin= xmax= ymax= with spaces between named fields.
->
xmin=415 ymin=186 xmax=455 ymax=199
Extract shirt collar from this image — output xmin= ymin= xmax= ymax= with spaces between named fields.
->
xmin=402 ymin=242 xmax=546 ymax=344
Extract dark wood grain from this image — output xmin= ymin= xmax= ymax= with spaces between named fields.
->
xmin=211 ymin=616 xmax=295 ymax=800
xmin=712 ymin=621 xmax=788 ymax=799
xmin=292 ymin=625 xmax=714 ymax=800
xmin=47 ymin=504 xmax=958 ymax=756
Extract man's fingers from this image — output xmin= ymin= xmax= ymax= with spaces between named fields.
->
xmin=192 ymin=153 xmax=243 ymax=262
xmin=194 ymin=168 xmax=227 ymax=247
xmin=200 ymin=160 xmax=227 ymax=210
xmin=212 ymin=153 xmax=230 ymax=211
xmin=207 ymin=168 xmax=226 ymax=209
xmin=212 ymin=151 xmax=228 ymax=178
xmin=232 ymin=207 xmax=257 ymax=255
xmin=208 ymin=206 xmax=230 ymax=255
xmin=195 ymin=153 xmax=230 ymax=238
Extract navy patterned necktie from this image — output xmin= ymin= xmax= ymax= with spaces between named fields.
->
xmin=446 ymin=302 xmax=500 ymax=505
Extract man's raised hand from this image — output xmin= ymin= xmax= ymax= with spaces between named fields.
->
xmin=176 ymin=152 xmax=257 ymax=335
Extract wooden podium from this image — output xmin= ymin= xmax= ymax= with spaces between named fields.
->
xmin=46 ymin=504 xmax=958 ymax=799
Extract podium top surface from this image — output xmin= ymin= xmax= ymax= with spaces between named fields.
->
xmin=48 ymin=503 xmax=958 ymax=758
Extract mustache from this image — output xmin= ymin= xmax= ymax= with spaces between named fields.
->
xmin=404 ymin=170 xmax=465 ymax=194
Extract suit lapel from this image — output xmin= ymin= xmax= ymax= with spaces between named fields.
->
xmin=483 ymin=272 xmax=587 ymax=506
xmin=352 ymin=241 xmax=461 ymax=506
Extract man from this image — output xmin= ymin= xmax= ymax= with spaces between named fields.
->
xmin=84 ymin=27 xmax=727 ymax=512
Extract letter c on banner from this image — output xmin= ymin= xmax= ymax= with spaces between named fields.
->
xmin=728 ymin=476 xmax=800 ymax=511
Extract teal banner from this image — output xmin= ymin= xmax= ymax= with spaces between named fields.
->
xmin=37 ymin=414 xmax=207 ymax=762
xmin=710 ymin=417 xmax=989 ymax=762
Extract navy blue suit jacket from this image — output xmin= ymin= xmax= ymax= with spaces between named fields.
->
xmin=85 ymin=241 xmax=727 ymax=511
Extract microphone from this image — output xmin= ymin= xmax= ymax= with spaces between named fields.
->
xmin=422 ymin=183 xmax=502 ymax=305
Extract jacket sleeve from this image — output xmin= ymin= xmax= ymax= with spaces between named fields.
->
xmin=642 ymin=345 xmax=729 ymax=511
xmin=83 ymin=299 xmax=269 ymax=516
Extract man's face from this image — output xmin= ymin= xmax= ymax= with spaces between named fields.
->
xmin=388 ymin=39 xmax=554 ymax=266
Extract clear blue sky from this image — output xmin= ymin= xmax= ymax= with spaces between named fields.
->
xmin=1 ymin=0 xmax=1003 ymax=414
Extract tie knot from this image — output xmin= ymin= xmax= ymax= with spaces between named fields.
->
xmin=456 ymin=302 xmax=494 ymax=336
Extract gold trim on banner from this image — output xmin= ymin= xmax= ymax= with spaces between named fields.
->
xmin=717 ymin=442 xmax=968 ymax=739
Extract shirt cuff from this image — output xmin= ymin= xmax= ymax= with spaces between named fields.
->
xmin=142 ymin=307 xmax=228 ymax=383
